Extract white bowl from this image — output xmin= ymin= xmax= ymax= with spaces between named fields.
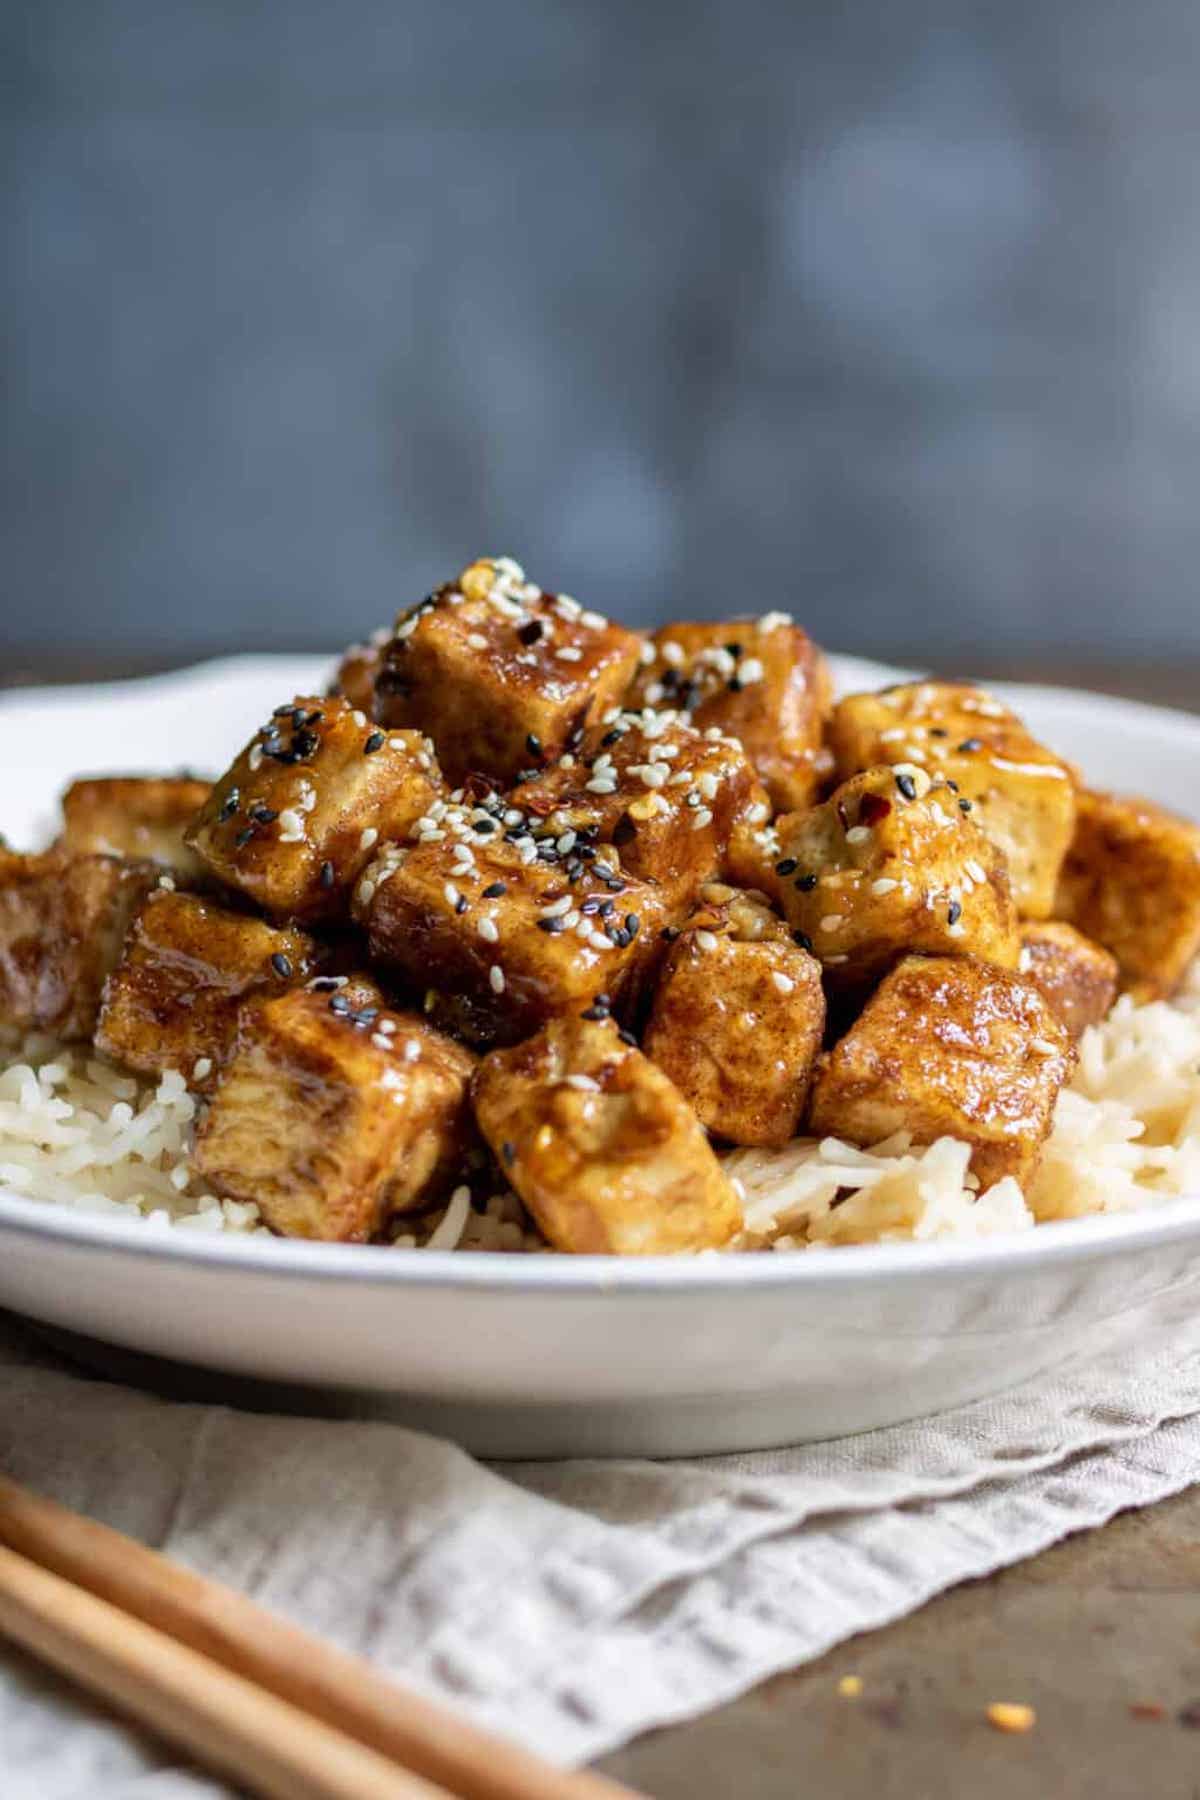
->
xmin=2 ymin=655 xmax=1198 ymax=1458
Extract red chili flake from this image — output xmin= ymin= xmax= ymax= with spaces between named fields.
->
xmin=1129 ymin=1702 xmax=1167 ymax=1722
xmin=858 ymin=792 xmax=893 ymax=827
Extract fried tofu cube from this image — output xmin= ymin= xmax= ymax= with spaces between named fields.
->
xmin=808 ymin=954 xmax=1075 ymax=1188
xmin=0 ymin=849 xmax=157 ymax=1041
xmin=356 ymin=804 xmax=679 ymax=1048
xmin=95 ymin=890 xmax=321 ymax=1089
xmin=185 ymin=695 xmax=442 ymax=922
xmin=1018 ymin=920 xmax=1118 ymax=1038
xmin=771 ymin=765 xmax=1019 ymax=989
xmin=644 ymin=886 xmax=825 ymax=1145
xmin=1054 ymin=789 xmax=1200 ymax=999
xmin=513 ymin=708 xmax=772 ymax=892
xmin=624 ymin=614 xmax=833 ymax=811
xmin=60 ymin=776 xmax=210 ymax=881
xmin=329 ymin=628 xmax=389 ymax=719
xmin=375 ymin=556 xmax=643 ymax=787
xmin=830 ymin=681 xmax=1075 ymax=917
xmin=473 ymin=1015 xmax=741 ymax=1253
xmin=193 ymin=982 xmax=475 ymax=1241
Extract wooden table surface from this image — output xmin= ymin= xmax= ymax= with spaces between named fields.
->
xmin=4 ymin=654 xmax=1199 ymax=1797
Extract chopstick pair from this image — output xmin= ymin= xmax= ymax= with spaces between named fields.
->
xmin=0 ymin=1475 xmax=640 ymax=1800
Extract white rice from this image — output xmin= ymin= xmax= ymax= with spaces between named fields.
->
xmin=728 ymin=960 xmax=1200 ymax=1249
xmin=1 ymin=962 xmax=1198 ymax=1252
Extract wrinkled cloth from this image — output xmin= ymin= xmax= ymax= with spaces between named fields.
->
xmin=3 ymin=1298 xmax=1200 ymax=1798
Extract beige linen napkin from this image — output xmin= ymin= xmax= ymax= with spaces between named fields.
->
xmin=3 ymin=1293 xmax=1200 ymax=1798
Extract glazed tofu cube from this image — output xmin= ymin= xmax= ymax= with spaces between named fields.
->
xmin=185 ymin=695 xmax=442 ymax=922
xmin=375 ymin=556 xmax=643 ymax=786
xmin=513 ymin=709 xmax=772 ymax=892
xmin=771 ymin=765 xmax=1019 ymax=989
xmin=95 ymin=890 xmax=321 ymax=1089
xmin=329 ymin=627 xmax=389 ymax=719
xmin=0 ymin=849 xmax=157 ymax=1041
xmin=356 ymin=801 xmax=680 ymax=1048
xmin=1019 ymin=920 xmax=1118 ymax=1038
xmin=61 ymin=776 xmax=211 ymax=881
xmin=808 ymin=954 xmax=1075 ymax=1188
xmin=624 ymin=614 xmax=833 ymax=811
xmin=830 ymin=681 xmax=1076 ymax=917
xmin=473 ymin=1015 xmax=742 ymax=1253
xmin=1054 ymin=789 xmax=1200 ymax=999
xmin=643 ymin=886 xmax=825 ymax=1146
xmin=193 ymin=982 xmax=476 ymax=1241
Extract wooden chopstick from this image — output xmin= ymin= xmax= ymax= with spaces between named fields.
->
xmin=0 ymin=1543 xmax=451 ymax=1799
xmin=0 ymin=1475 xmax=640 ymax=1800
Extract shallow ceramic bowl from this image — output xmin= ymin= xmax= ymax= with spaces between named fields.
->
xmin=1 ymin=655 xmax=1198 ymax=1458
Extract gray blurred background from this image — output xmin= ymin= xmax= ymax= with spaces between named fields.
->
xmin=3 ymin=0 xmax=1199 ymax=689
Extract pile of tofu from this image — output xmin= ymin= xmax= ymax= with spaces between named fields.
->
xmin=4 ymin=555 xmax=1199 ymax=1254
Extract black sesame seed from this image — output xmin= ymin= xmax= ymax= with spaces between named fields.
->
xmin=537 ymin=916 xmax=565 ymax=933
xmin=293 ymin=729 xmax=320 ymax=758
xmin=291 ymin=706 xmax=307 ymax=727
xmin=947 ymin=901 xmax=962 ymax=926
xmin=305 ymin=709 xmax=324 ymax=726
xmin=600 ymin=729 xmax=621 ymax=748
xmin=364 ymin=730 xmax=385 ymax=754
xmin=724 ymin=641 xmax=744 ymax=658
xmin=310 ymin=976 xmax=339 ymax=991
xmin=250 ymin=805 xmax=278 ymax=823
xmin=895 ymin=773 xmax=918 ymax=800
xmin=617 ymin=1028 xmax=638 ymax=1047
xmin=319 ymin=860 xmax=336 ymax=889
xmin=235 ymin=825 xmax=256 ymax=847
xmin=603 ymin=878 xmax=626 ymax=893
xmin=775 ymin=857 xmax=798 ymax=877
xmin=661 ymin=925 xmax=680 ymax=941
xmin=930 ymin=727 xmax=947 ymax=736
xmin=728 ymin=675 xmax=743 ymax=693
xmin=454 ymin=895 xmax=469 ymax=914
xmin=272 ymin=704 xmax=294 ymax=718
xmin=625 ymin=912 xmax=640 ymax=938
xmin=482 ymin=881 xmax=507 ymax=898
xmin=958 ymin=797 xmax=973 ymax=813
xmin=794 ymin=872 xmax=818 ymax=891
xmin=501 ymin=1140 xmax=516 ymax=1166
xmin=473 ymin=818 xmax=497 ymax=835
xmin=219 ymin=789 xmax=240 ymax=821
xmin=792 ymin=929 xmax=814 ymax=951
xmin=580 ymin=1003 xmax=609 ymax=1021
xmin=594 ymin=992 xmax=611 ymax=1006
xmin=944 ymin=778 xmax=960 ymax=792
xmin=598 ymin=899 xmax=615 ymax=917
xmin=957 ymin=738 xmax=983 ymax=753
xmin=525 ymin=733 xmax=542 ymax=756
xmin=517 ymin=620 xmax=543 ymax=646
xmin=271 ymin=953 xmax=293 ymax=979
xmin=329 ymin=993 xmax=351 ymax=1014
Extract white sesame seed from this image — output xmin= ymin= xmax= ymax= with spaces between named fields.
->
xmin=738 ymin=656 xmax=765 ymax=685
xmin=581 ymin=609 xmax=607 ymax=630
xmin=377 ymin=1018 xmax=398 ymax=1034
xmin=965 ymin=859 xmax=988 ymax=884
xmin=691 ymin=808 xmax=714 ymax=829
xmin=556 ymin=831 xmax=577 ymax=854
xmin=1030 ymin=1037 xmax=1059 ymax=1056
xmin=489 ymin=965 xmax=506 ymax=994
xmin=586 ymin=777 xmax=618 ymax=794
xmin=845 ymin=825 xmax=872 ymax=845
xmin=695 ymin=930 xmax=719 ymax=952
xmin=758 ymin=610 xmax=792 ymax=632
xmin=443 ymin=882 xmax=461 ymax=908
xmin=771 ymin=971 xmax=795 ymax=994
xmin=555 ymin=645 xmax=583 ymax=662
xmin=697 ymin=772 xmax=719 ymax=800
xmin=820 ymin=915 xmax=846 ymax=933
xmin=467 ymin=632 xmax=488 ymax=650
xmin=351 ymin=709 xmax=367 ymax=728
xmin=637 ymin=764 xmax=667 ymax=789
xmin=946 ymin=921 xmax=967 ymax=939
xmin=1018 ymin=947 xmax=1033 ymax=973
xmin=371 ymin=1033 xmax=392 ymax=1052
xmin=871 ymin=878 xmax=899 ymax=896
xmin=192 ymin=1057 xmax=213 ymax=1081
xmin=477 ymin=916 xmax=500 ymax=943
xmin=157 ymin=874 xmax=176 ymax=891
xmin=248 ymin=744 xmax=263 ymax=771
xmin=566 ymin=1073 xmax=600 ymax=1091
xmin=561 ymin=909 xmax=580 ymax=930
xmin=825 ymin=953 xmax=849 ymax=965
xmin=589 ymin=929 xmax=613 ymax=952
xmin=359 ymin=827 xmax=379 ymax=852
xmin=639 ymin=641 xmax=656 ymax=665
xmin=404 ymin=1038 xmax=422 ymax=1060
xmin=541 ymin=896 xmax=572 ymax=918
xmin=659 ymin=640 xmax=685 ymax=666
